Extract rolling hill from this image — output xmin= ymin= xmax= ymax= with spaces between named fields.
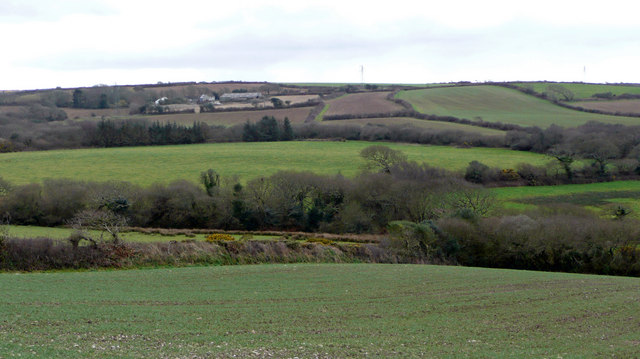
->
xmin=397 ymin=85 xmax=640 ymax=128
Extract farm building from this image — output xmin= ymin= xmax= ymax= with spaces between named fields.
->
xmin=220 ymin=92 xmax=262 ymax=102
xmin=198 ymin=94 xmax=217 ymax=103
xmin=154 ymin=96 xmax=168 ymax=105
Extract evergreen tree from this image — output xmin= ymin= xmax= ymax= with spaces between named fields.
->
xmin=281 ymin=117 xmax=293 ymax=141
xmin=72 ymin=89 xmax=85 ymax=108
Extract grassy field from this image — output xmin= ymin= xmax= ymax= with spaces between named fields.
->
xmin=324 ymin=92 xmax=405 ymax=116
xmin=513 ymin=82 xmax=640 ymax=99
xmin=397 ymin=86 xmax=640 ymax=128
xmin=0 ymin=141 xmax=549 ymax=186
xmin=491 ymin=180 xmax=640 ymax=215
xmin=326 ymin=117 xmax=506 ymax=136
xmin=0 ymin=264 xmax=638 ymax=358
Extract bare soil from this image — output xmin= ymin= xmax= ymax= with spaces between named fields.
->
xmin=572 ymin=99 xmax=640 ymax=115
xmin=325 ymin=92 xmax=404 ymax=116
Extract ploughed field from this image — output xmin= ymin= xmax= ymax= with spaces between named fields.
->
xmin=1 ymin=264 xmax=638 ymax=358
xmin=397 ymin=86 xmax=640 ymax=128
xmin=571 ymin=99 xmax=640 ymax=115
xmin=323 ymin=91 xmax=405 ymax=116
xmin=0 ymin=141 xmax=549 ymax=186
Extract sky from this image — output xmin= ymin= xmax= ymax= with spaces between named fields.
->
xmin=1 ymin=0 xmax=639 ymax=90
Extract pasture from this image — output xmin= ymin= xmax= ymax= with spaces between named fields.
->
xmin=323 ymin=92 xmax=405 ymax=116
xmin=0 ymin=264 xmax=638 ymax=358
xmin=0 ymin=141 xmax=549 ymax=186
xmin=513 ymin=82 xmax=640 ymax=99
xmin=491 ymin=180 xmax=640 ymax=216
xmin=397 ymin=86 xmax=640 ymax=128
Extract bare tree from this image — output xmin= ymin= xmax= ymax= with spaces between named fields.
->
xmin=548 ymin=146 xmax=577 ymax=181
xmin=448 ymin=187 xmax=496 ymax=217
xmin=68 ymin=209 xmax=128 ymax=245
xmin=360 ymin=145 xmax=408 ymax=173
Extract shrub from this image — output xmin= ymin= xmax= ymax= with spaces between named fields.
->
xmin=464 ymin=161 xmax=491 ymax=184
xmin=305 ymin=237 xmax=334 ymax=246
xmin=205 ymin=233 xmax=235 ymax=243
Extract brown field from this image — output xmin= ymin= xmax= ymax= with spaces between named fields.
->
xmin=328 ymin=117 xmax=506 ymax=136
xmin=325 ymin=92 xmax=405 ymax=116
xmin=64 ymin=107 xmax=131 ymax=119
xmin=572 ymin=99 xmax=640 ymax=115
xmin=216 ymin=95 xmax=319 ymax=110
xmin=273 ymin=94 xmax=320 ymax=104
xmin=0 ymin=105 xmax=26 ymax=114
xmin=214 ymin=102 xmax=257 ymax=110
xmin=141 ymin=106 xmax=313 ymax=126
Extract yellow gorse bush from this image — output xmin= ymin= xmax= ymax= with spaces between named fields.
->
xmin=205 ymin=233 xmax=235 ymax=243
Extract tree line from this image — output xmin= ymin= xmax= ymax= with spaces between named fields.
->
xmin=1 ymin=146 xmax=638 ymax=275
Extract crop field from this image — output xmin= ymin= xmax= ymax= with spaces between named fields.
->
xmin=572 ymin=99 xmax=640 ymax=114
xmin=0 ymin=141 xmax=549 ymax=186
xmin=513 ymin=82 xmax=640 ymax=99
xmin=1 ymin=264 xmax=638 ymax=358
xmin=325 ymin=117 xmax=506 ymax=136
xmin=491 ymin=180 xmax=640 ymax=215
xmin=324 ymin=92 xmax=405 ymax=116
xmin=397 ymin=86 xmax=640 ymax=128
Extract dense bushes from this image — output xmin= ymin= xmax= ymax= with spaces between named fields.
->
xmin=0 ymin=161 xmax=486 ymax=233
xmin=3 ymin=206 xmax=638 ymax=276
xmin=438 ymin=212 xmax=640 ymax=276
xmin=1 ymin=166 xmax=639 ymax=275
xmin=0 ymin=236 xmax=395 ymax=271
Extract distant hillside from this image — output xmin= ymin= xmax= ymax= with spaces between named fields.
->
xmin=397 ymin=85 xmax=640 ymax=128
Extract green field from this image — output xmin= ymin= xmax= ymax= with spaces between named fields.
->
xmin=513 ymin=82 xmax=640 ymax=100
xmin=0 ymin=264 xmax=638 ymax=358
xmin=491 ymin=180 xmax=640 ymax=215
xmin=0 ymin=141 xmax=548 ymax=186
xmin=397 ymin=86 xmax=640 ymax=128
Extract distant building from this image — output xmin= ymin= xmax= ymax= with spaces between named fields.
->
xmin=198 ymin=94 xmax=217 ymax=103
xmin=154 ymin=97 xmax=168 ymax=105
xmin=219 ymin=92 xmax=262 ymax=102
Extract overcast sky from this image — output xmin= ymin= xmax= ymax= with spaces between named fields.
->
xmin=1 ymin=0 xmax=639 ymax=90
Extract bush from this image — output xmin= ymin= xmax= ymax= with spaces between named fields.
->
xmin=305 ymin=237 xmax=334 ymax=246
xmin=206 ymin=233 xmax=235 ymax=243
xmin=464 ymin=161 xmax=491 ymax=184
